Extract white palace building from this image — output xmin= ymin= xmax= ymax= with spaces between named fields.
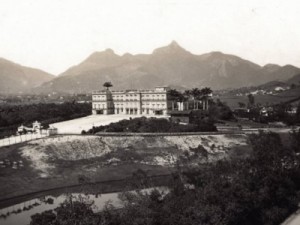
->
xmin=92 ymin=86 xmax=171 ymax=115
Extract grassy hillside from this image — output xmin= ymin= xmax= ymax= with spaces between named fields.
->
xmin=218 ymin=86 xmax=300 ymax=109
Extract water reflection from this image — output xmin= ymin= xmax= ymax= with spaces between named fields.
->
xmin=0 ymin=187 xmax=168 ymax=225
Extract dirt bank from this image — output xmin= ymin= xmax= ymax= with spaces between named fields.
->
xmin=0 ymin=133 xmax=249 ymax=200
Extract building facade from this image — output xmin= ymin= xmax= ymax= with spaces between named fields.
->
xmin=92 ymin=86 xmax=171 ymax=115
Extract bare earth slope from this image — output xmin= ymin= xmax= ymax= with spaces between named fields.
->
xmin=0 ymin=134 xmax=249 ymax=199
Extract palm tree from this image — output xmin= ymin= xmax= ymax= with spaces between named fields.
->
xmin=200 ymin=87 xmax=212 ymax=98
xmin=200 ymin=87 xmax=213 ymax=110
xmin=183 ymin=90 xmax=191 ymax=99
xmin=103 ymin=82 xmax=113 ymax=90
xmin=191 ymin=88 xmax=201 ymax=100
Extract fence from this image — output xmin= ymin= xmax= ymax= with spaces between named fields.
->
xmin=0 ymin=132 xmax=49 ymax=148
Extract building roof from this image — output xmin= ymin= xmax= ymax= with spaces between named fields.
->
xmin=92 ymin=87 xmax=168 ymax=95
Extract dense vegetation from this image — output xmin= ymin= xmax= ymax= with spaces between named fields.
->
xmin=0 ymin=102 xmax=91 ymax=138
xmin=234 ymin=93 xmax=300 ymax=125
xmin=84 ymin=116 xmax=217 ymax=134
xmin=236 ymin=102 xmax=300 ymax=125
xmin=262 ymin=103 xmax=300 ymax=125
xmin=30 ymin=130 xmax=300 ymax=225
xmin=208 ymin=99 xmax=234 ymax=121
xmin=168 ymin=88 xmax=234 ymax=121
xmin=167 ymin=87 xmax=212 ymax=102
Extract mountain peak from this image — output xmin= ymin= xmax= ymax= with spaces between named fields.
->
xmin=210 ymin=51 xmax=224 ymax=55
xmin=264 ymin=63 xmax=280 ymax=68
xmin=83 ymin=48 xmax=120 ymax=64
xmin=199 ymin=51 xmax=231 ymax=60
xmin=122 ymin=53 xmax=133 ymax=57
xmin=152 ymin=41 xmax=188 ymax=55
xmin=263 ymin=64 xmax=281 ymax=73
xmin=105 ymin=48 xmax=115 ymax=54
xmin=169 ymin=40 xmax=180 ymax=47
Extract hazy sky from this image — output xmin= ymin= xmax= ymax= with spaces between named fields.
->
xmin=1 ymin=0 xmax=300 ymax=75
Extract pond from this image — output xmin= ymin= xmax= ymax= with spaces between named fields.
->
xmin=0 ymin=187 xmax=169 ymax=225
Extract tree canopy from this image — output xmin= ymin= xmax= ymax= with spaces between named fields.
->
xmin=167 ymin=87 xmax=212 ymax=102
xmin=103 ymin=82 xmax=113 ymax=90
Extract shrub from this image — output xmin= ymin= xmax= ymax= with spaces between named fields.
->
xmin=86 ymin=117 xmax=216 ymax=134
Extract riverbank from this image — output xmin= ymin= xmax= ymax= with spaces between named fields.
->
xmin=0 ymin=174 xmax=172 ymax=209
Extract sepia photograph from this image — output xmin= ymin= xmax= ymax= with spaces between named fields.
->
xmin=0 ymin=0 xmax=300 ymax=224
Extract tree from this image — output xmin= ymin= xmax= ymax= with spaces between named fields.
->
xmin=200 ymin=87 xmax=212 ymax=98
xmin=238 ymin=102 xmax=246 ymax=108
xmin=296 ymin=103 xmax=300 ymax=123
xmin=103 ymin=82 xmax=113 ymax=90
xmin=191 ymin=88 xmax=201 ymax=100
xmin=30 ymin=195 xmax=99 ymax=225
xmin=167 ymin=89 xmax=186 ymax=102
xmin=208 ymin=99 xmax=233 ymax=120
xmin=290 ymin=128 xmax=300 ymax=153
xmin=247 ymin=94 xmax=255 ymax=107
xmin=183 ymin=90 xmax=191 ymax=99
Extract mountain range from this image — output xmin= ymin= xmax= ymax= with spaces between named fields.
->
xmin=0 ymin=58 xmax=54 ymax=94
xmin=1 ymin=41 xmax=300 ymax=94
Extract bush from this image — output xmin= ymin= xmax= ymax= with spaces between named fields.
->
xmin=86 ymin=117 xmax=217 ymax=134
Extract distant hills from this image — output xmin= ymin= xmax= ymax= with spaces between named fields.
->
xmin=37 ymin=41 xmax=300 ymax=93
xmin=216 ymin=72 xmax=300 ymax=109
xmin=1 ymin=41 xmax=300 ymax=94
xmin=0 ymin=58 xmax=54 ymax=94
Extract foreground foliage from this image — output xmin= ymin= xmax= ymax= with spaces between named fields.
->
xmin=31 ymin=130 xmax=300 ymax=225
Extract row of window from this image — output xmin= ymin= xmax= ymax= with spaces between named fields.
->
xmin=113 ymin=108 xmax=165 ymax=115
xmin=93 ymin=104 xmax=166 ymax=109
xmin=93 ymin=95 xmax=106 ymax=99
xmin=93 ymin=94 xmax=166 ymax=99
xmin=114 ymin=103 xmax=166 ymax=107
xmin=93 ymin=104 xmax=106 ymax=109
